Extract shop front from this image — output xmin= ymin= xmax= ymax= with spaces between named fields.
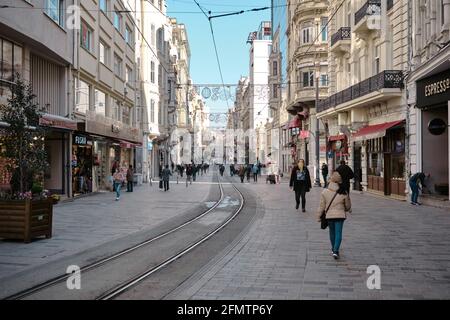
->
xmin=327 ymin=134 xmax=348 ymax=171
xmin=416 ymin=69 xmax=450 ymax=199
xmin=352 ymin=120 xmax=406 ymax=197
xmin=39 ymin=113 xmax=78 ymax=197
xmin=71 ymin=133 xmax=93 ymax=197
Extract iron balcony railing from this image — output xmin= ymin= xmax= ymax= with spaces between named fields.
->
xmin=355 ymin=0 xmax=381 ymax=26
xmin=316 ymin=70 xmax=404 ymax=113
xmin=331 ymin=27 xmax=351 ymax=47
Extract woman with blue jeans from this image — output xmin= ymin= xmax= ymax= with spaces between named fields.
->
xmin=409 ymin=172 xmax=426 ymax=205
xmin=317 ymin=172 xmax=352 ymax=259
xmin=113 ymin=168 xmax=125 ymax=201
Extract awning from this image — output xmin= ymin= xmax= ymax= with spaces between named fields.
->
xmin=352 ymin=120 xmax=404 ymax=142
xmin=119 ymin=140 xmax=142 ymax=148
xmin=39 ymin=113 xmax=78 ymax=131
xmin=287 ymin=116 xmax=301 ymax=129
xmin=329 ymin=134 xmax=346 ymax=141
xmin=298 ymin=130 xmax=310 ymax=139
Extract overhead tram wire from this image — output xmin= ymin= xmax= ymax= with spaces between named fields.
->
xmin=193 ymin=0 xmax=230 ymax=109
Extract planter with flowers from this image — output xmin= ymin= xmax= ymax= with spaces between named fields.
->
xmin=0 ymin=76 xmax=52 ymax=243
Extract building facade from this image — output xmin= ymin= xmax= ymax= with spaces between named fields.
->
xmin=0 ymin=0 xmax=78 ymax=197
xmin=286 ymin=0 xmax=329 ymax=184
xmin=318 ymin=0 xmax=408 ymax=198
xmin=407 ymin=0 xmax=450 ymax=202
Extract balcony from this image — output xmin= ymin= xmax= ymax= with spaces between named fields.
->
xmin=294 ymin=0 xmax=327 ymax=19
xmin=316 ymin=70 xmax=403 ymax=113
xmin=354 ymin=0 xmax=381 ymax=36
xmin=330 ymin=27 xmax=351 ymax=54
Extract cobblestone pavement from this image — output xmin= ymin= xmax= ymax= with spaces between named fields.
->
xmin=0 ymin=173 xmax=214 ymax=281
xmin=168 ymin=176 xmax=450 ymax=300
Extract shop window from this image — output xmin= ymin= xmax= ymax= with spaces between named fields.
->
xmin=368 ymin=153 xmax=382 ymax=176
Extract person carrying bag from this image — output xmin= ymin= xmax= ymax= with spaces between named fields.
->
xmin=316 ymin=172 xmax=351 ymax=260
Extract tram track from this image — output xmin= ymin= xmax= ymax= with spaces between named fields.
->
xmin=4 ymin=172 xmax=245 ymax=300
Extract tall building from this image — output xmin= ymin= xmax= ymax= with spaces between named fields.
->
xmin=318 ymin=0 xmax=408 ymax=198
xmin=247 ymin=22 xmax=272 ymax=163
xmin=270 ymin=0 xmax=290 ymax=174
xmin=71 ymin=0 xmax=141 ymax=196
xmin=286 ymin=0 xmax=329 ymax=183
xmin=406 ymin=0 xmax=450 ymax=202
xmin=0 ymin=0 xmax=78 ymax=198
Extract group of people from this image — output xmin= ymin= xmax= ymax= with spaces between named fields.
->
xmin=289 ymin=159 xmax=353 ymax=260
xmin=232 ymin=163 xmax=261 ymax=183
xmin=111 ymin=163 xmax=134 ymax=201
xmin=159 ymin=162 xmax=210 ymax=191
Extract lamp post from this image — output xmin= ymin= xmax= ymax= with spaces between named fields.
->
xmin=314 ymin=73 xmax=321 ymax=187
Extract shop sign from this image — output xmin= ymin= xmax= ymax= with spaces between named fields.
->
xmin=428 ymin=118 xmax=447 ymax=135
xmin=335 ymin=140 xmax=342 ymax=150
xmin=73 ymin=135 xmax=88 ymax=145
xmin=416 ymin=69 xmax=450 ymax=108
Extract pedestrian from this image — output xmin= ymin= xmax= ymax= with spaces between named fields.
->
xmin=186 ymin=164 xmax=193 ymax=187
xmin=192 ymin=163 xmax=197 ymax=181
xmin=246 ymin=164 xmax=251 ymax=182
xmin=162 ymin=164 xmax=172 ymax=191
xmin=113 ymin=167 xmax=125 ymax=200
xmin=238 ymin=165 xmax=245 ymax=183
xmin=336 ymin=160 xmax=354 ymax=194
xmin=289 ymin=159 xmax=312 ymax=212
xmin=321 ymin=163 xmax=329 ymax=188
xmin=230 ymin=163 xmax=235 ymax=177
xmin=171 ymin=162 xmax=175 ymax=173
xmin=126 ymin=165 xmax=134 ymax=192
xmin=409 ymin=172 xmax=428 ymax=205
xmin=316 ymin=171 xmax=351 ymax=260
xmin=252 ymin=164 xmax=258 ymax=182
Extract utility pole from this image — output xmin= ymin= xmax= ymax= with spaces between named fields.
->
xmin=314 ymin=73 xmax=321 ymax=187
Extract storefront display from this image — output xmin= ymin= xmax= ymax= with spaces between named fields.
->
xmin=72 ymin=133 xmax=93 ymax=196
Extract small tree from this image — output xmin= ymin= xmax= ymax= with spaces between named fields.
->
xmin=0 ymin=74 xmax=48 ymax=196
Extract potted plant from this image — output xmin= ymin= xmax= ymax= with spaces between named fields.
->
xmin=0 ymin=75 xmax=52 ymax=243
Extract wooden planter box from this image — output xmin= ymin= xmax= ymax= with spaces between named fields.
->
xmin=390 ymin=179 xmax=406 ymax=196
xmin=0 ymin=199 xmax=53 ymax=243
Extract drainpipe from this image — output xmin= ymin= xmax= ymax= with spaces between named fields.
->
xmin=404 ymin=0 xmax=413 ymax=198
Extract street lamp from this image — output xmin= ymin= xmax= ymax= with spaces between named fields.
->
xmin=314 ymin=69 xmax=321 ymax=187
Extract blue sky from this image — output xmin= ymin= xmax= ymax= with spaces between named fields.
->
xmin=166 ymin=0 xmax=270 ymax=120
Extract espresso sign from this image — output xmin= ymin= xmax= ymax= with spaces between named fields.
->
xmin=417 ymin=69 xmax=450 ymax=108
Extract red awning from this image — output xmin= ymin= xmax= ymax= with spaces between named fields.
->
xmin=329 ymin=134 xmax=346 ymax=141
xmin=119 ymin=140 xmax=142 ymax=148
xmin=288 ymin=116 xmax=301 ymax=129
xmin=39 ymin=113 xmax=78 ymax=131
xmin=352 ymin=120 xmax=404 ymax=141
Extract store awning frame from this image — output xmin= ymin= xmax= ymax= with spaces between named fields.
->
xmin=352 ymin=120 xmax=404 ymax=142
xmin=328 ymin=134 xmax=346 ymax=141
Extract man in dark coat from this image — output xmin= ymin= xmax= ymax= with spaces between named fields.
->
xmin=321 ymin=163 xmax=329 ymax=188
xmin=336 ymin=160 xmax=354 ymax=194
xmin=289 ymin=159 xmax=312 ymax=212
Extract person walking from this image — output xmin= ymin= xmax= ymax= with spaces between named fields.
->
xmin=192 ymin=163 xmax=197 ymax=182
xmin=336 ymin=160 xmax=354 ymax=194
xmin=409 ymin=172 xmax=427 ymax=205
xmin=321 ymin=163 xmax=329 ymax=188
xmin=219 ymin=164 xmax=225 ymax=177
xmin=246 ymin=164 xmax=251 ymax=182
xmin=171 ymin=162 xmax=175 ymax=173
xmin=126 ymin=165 xmax=134 ymax=192
xmin=230 ymin=163 xmax=235 ymax=177
xmin=289 ymin=159 xmax=312 ymax=212
xmin=186 ymin=164 xmax=193 ymax=187
xmin=162 ymin=164 xmax=172 ymax=191
xmin=252 ymin=164 xmax=258 ymax=182
xmin=113 ymin=168 xmax=125 ymax=201
xmin=316 ymin=171 xmax=351 ymax=259
xmin=238 ymin=165 xmax=245 ymax=183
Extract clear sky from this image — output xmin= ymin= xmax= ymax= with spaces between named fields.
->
xmin=166 ymin=0 xmax=270 ymax=123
